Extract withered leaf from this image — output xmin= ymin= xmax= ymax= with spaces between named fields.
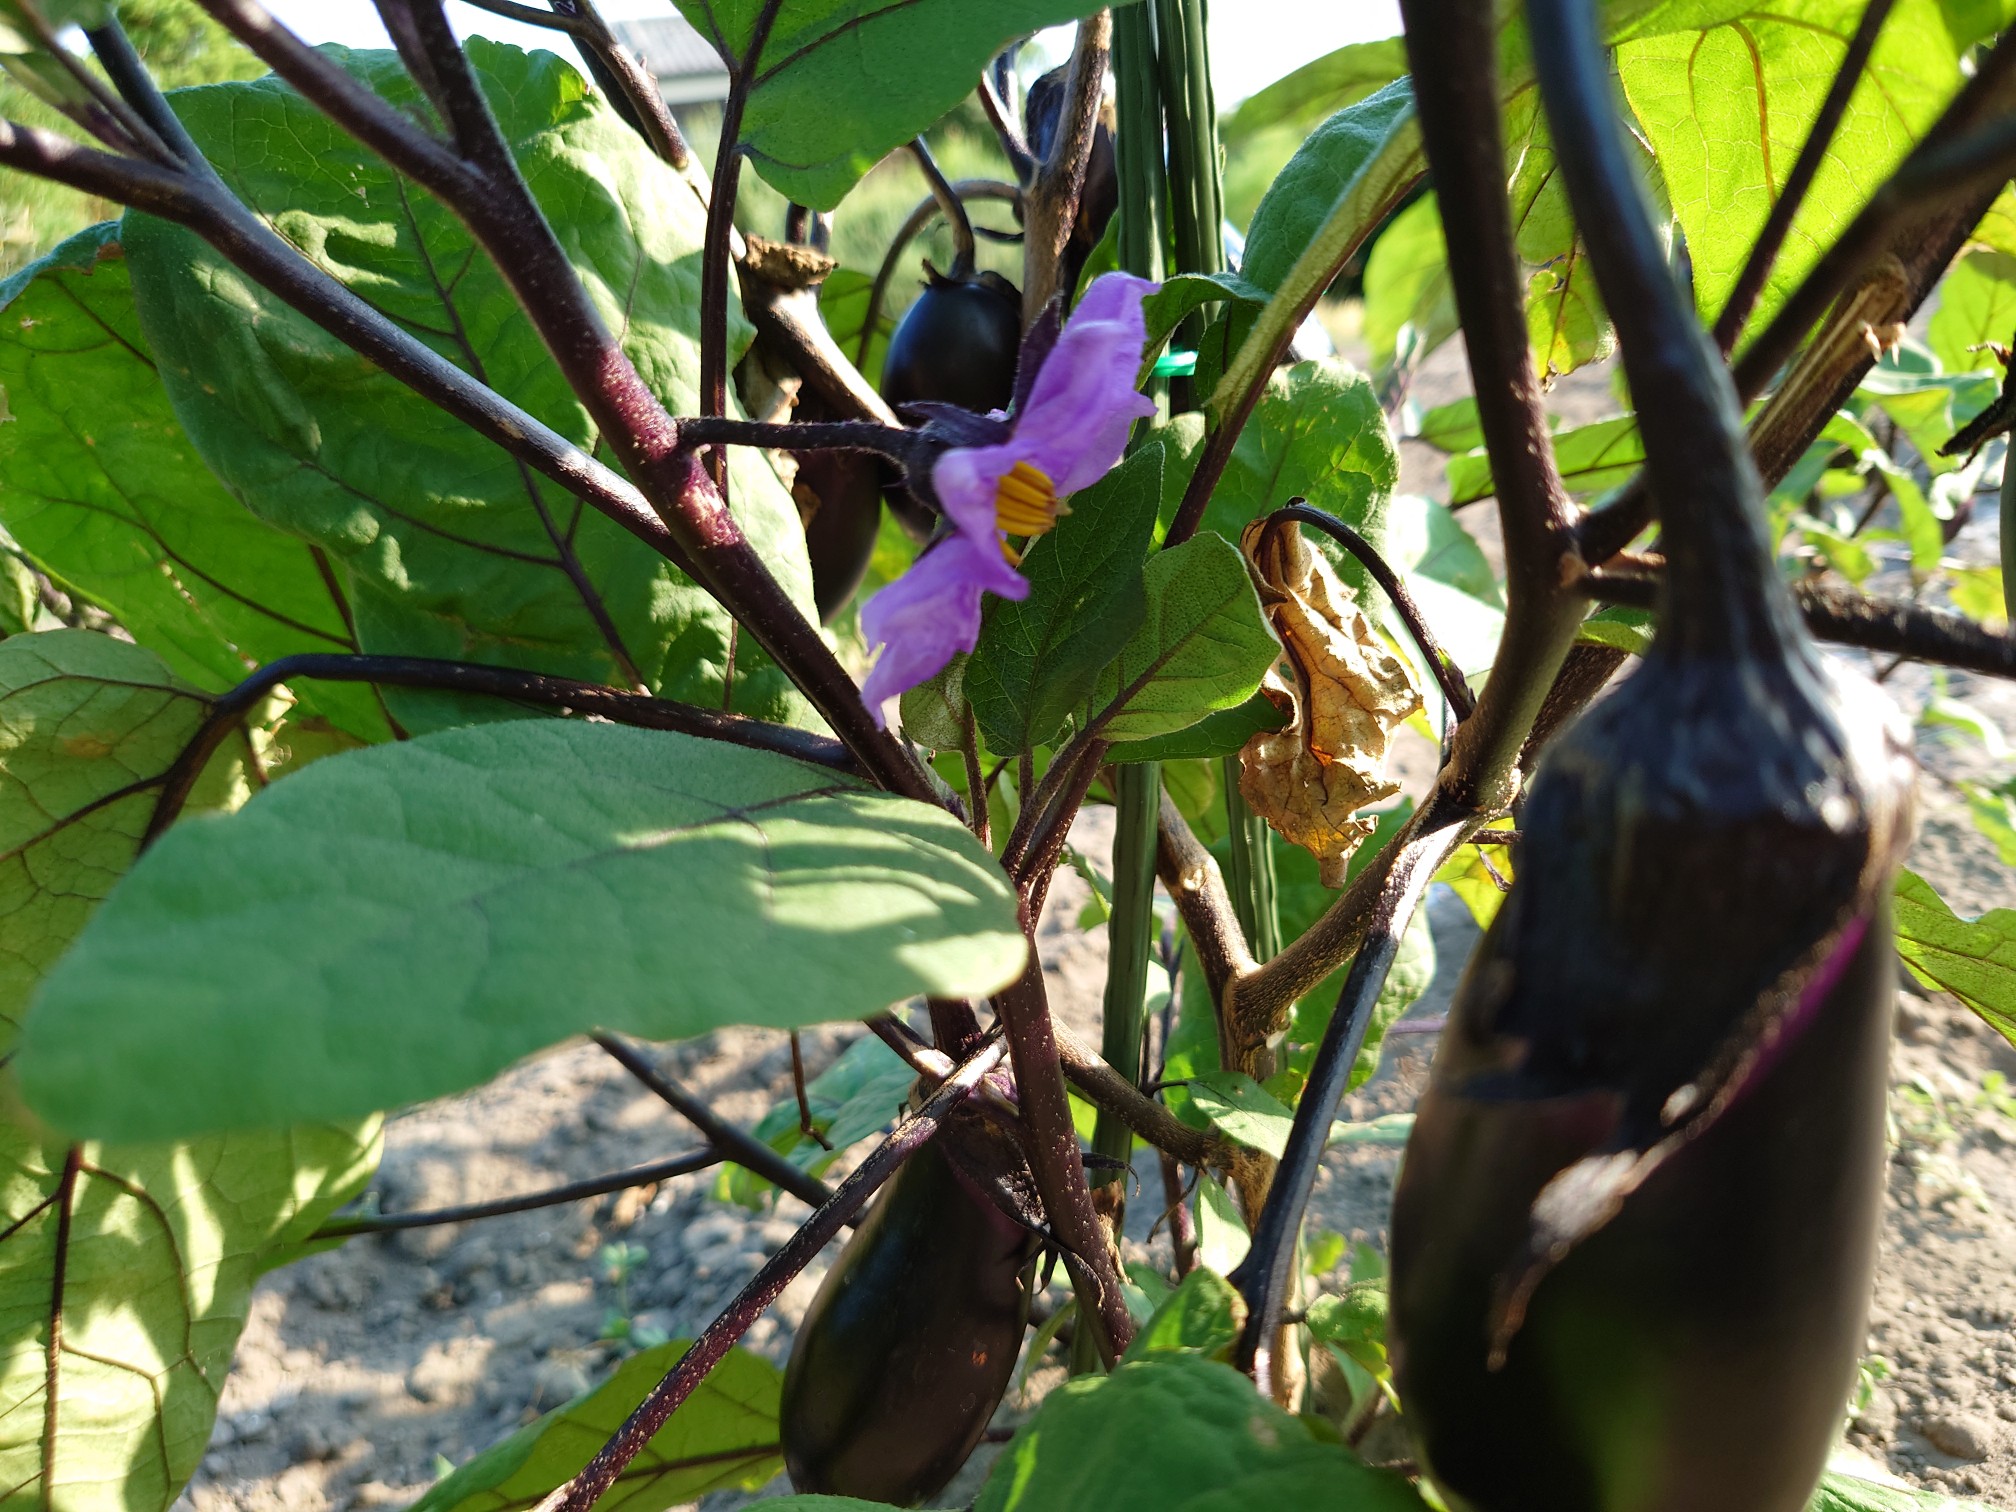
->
xmin=1237 ymin=518 xmax=1421 ymax=887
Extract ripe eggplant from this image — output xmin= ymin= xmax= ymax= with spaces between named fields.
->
xmin=1387 ymin=5 xmax=1917 ymax=1509
xmin=780 ymin=1128 xmax=1038 ymax=1505
xmin=880 ymin=265 xmax=1022 ymax=418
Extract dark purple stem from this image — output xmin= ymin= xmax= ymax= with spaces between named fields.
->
xmin=313 ymin=1149 xmax=722 ymax=1237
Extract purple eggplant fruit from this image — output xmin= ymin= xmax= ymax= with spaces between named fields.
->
xmin=879 ymin=264 xmax=1022 ymax=418
xmin=780 ymin=1129 xmax=1038 ymax=1505
xmin=1386 ymin=4 xmax=1917 ymax=1509
xmin=787 ymin=391 xmax=882 ymax=622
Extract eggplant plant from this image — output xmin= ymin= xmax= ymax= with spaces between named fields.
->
xmin=0 ymin=0 xmax=2008 ymax=1510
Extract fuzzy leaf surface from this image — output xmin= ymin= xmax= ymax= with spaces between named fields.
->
xmin=123 ymin=43 xmax=812 ymax=733
xmin=411 ymin=1341 xmax=782 ymax=1511
xmin=1081 ymin=534 xmax=1278 ymax=744
xmin=18 ymin=723 xmax=1026 ymax=1140
xmin=0 ymin=224 xmax=387 ymax=740
xmin=970 ymin=444 xmax=1162 ymax=753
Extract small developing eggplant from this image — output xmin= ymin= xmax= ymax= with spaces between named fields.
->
xmin=780 ymin=1106 xmax=1040 ymax=1505
xmin=1386 ymin=5 xmax=1917 ymax=1511
xmin=877 ymin=265 xmax=1021 ymax=536
xmin=879 ymin=264 xmax=1023 ymax=417
xmin=1023 ymin=63 xmax=1118 ymax=294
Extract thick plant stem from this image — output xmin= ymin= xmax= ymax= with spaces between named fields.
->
xmin=313 ymin=1150 xmax=723 ymax=1238
xmin=538 ymin=1041 xmax=1008 ymax=1512
xmin=995 ymin=959 xmax=1135 ymax=1365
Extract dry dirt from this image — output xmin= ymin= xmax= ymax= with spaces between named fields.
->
xmin=175 ymin=336 xmax=2016 ymax=1510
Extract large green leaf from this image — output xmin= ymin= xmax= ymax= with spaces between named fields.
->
xmin=1213 ymin=82 xmax=1421 ymax=415
xmin=1894 ymin=868 xmax=2016 ymax=1045
xmin=1222 ymin=37 xmax=1410 ymax=161
xmin=671 ymin=0 xmax=1130 ymax=210
xmin=0 ymin=224 xmax=389 ymax=741
xmin=975 ymin=1353 xmax=1427 ymax=1512
xmin=1448 ymin=414 xmax=1645 ymax=505
xmin=1362 ymin=194 xmax=1455 ymax=373
xmin=1616 ymin=0 xmax=1963 ymax=343
xmin=1164 ymin=358 xmax=1400 ymax=605
xmin=1504 ymin=90 xmax=1630 ymax=382
xmin=411 ymin=1340 xmax=782 ymax=1511
xmin=0 ymin=1117 xmax=379 ymax=1511
xmin=1080 ymin=534 xmax=1278 ymax=744
xmin=969 ymin=444 xmax=1162 ymax=754
xmin=0 ymin=630 xmax=252 ymax=1048
xmin=123 ymin=43 xmax=813 ymax=733
xmin=16 ymin=721 xmax=1026 ymax=1140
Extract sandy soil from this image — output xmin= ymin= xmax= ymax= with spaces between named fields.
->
xmin=175 ymin=338 xmax=2016 ymax=1510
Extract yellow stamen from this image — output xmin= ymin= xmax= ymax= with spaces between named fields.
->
xmin=993 ymin=460 xmax=1061 ymax=541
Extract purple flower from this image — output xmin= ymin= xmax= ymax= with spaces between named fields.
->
xmin=859 ymin=272 xmax=1160 ymax=725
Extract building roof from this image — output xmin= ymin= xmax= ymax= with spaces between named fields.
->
xmin=612 ymin=15 xmax=730 ymax=103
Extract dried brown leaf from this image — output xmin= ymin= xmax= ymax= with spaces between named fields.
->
xmin=1236 ymin=519 xmax=1421 ymax=886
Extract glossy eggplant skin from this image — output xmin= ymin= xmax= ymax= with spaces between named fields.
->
xmin=879 ymin=267 xmax=1022 ymax=418
xmin=781 ymin=1136 xmax=1036 ymax=1505
xmin=1389 ymin=650 xmax=1914 ymax=1512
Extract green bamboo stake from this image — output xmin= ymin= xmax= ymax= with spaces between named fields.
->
xmin=1070 ymin=1 xmax=1168 ymax=1377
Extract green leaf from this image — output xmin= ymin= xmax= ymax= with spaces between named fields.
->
xmin=897 ymin=653 xmax=969 ymax=751
xmin=1414 ymin=398 xmax=1482 ymax=455
xmin=1448 ymin=414 xmax=1644 ymax=505
xmin=672 ymin=0 xmax=1129 ymax=210
xmin=0 ymin=630 xmax=254 ymax=1049
xmin=817 ymin=267 xmax=893 ymax=389
xmin=0 ymin=547 xmax=36 ymax=637
xmin=1165 ymin=358 xmax=1400 ymax=605
xmin=123 ymin=44 xmax=813 ymax=734
xmin=17 ymin=722 xmax=1026 ymax=1140
xmin=717 ymin=1032 xmax=914 ymax=1207
xmin=1121 ymin=1268 xmax=1244 ymax=1363
xmin=1432 ymin=823 xmax=1516 ymax=929
xmin=1809 ymin=1468 xmax=2005 ymax=1511
xmin=1194 ymin=1174 xmax=1250 ymax=1275
xmin=1214 ymin=81 xmax=1422 ymax=417
xmin=976 ymin=1353 xmax=1428 ymax=1512
xmin=1363 ymin=194 xmax=1456 ymax=372
xmin=1383 ymin=493 xmax=1505 ymax=685
xmin=970 ymin=444 xmax=1163 ymax=752
xmin=1616 ymin=0 xmax=1964 ymax=343
xmin=1222 ymin=37 xmax=1410 ymax=158
xmin=1105 ymin=691 xmax=1287 ymax=764
xmin=1505 ymin=91 xmax=1629 ymax=382
xmin=411 ymin=1341 xmax=782 ymax=1511
xmin=1929 ymin=250 xmax=2016 ymax=378
xmin=1080 ymin=534 xmax=1278 ymax=745
xmin=1187 ymin=1072 xmax=1296 ymax=1160
xmin=0 ymin=224 xmax=389 ymax=739
xmin=1894 ymin=869 xmax=2016 ymax=1046
xmin=1577 ymin=604 xmax=1657 ymax=657
xmin=1305 ymin=1279 xmax=1390 ymax=1377
xmin=0 ymin=1117 xmax=379 ymax=1510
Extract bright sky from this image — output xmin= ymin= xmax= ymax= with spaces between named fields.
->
xmin=260 ymin=0 xmax=1404 ymax=108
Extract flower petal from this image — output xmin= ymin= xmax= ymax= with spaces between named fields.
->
xmin=1015 ymin=272 xmax=1159 ymax=494
xmin=859 ymin=534 xmax=1029 ymax=724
